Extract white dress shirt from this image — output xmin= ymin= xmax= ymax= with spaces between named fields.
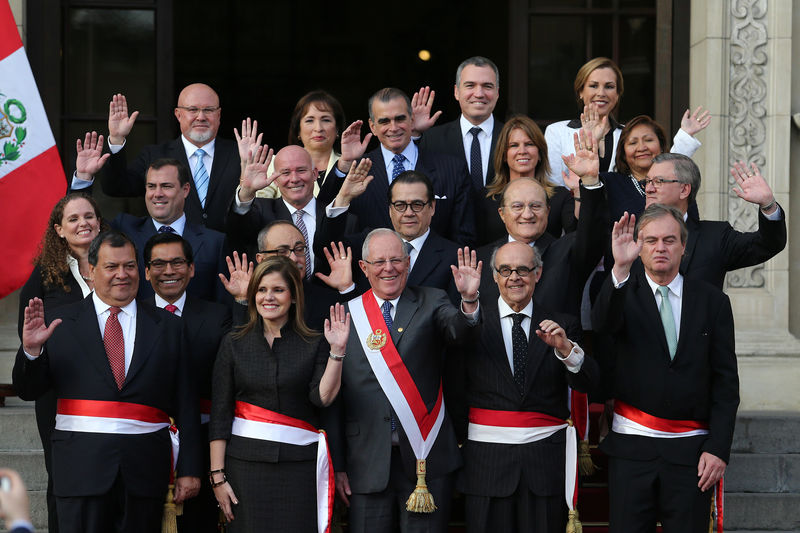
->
xmin=180 ymin=135 xmax=216 ymax=179
xmin=405 ymin=229 xmax=430 ymax=272
xmin=283 ymin=197 xmax=317 ymax=270
xmin=611 ymin=270 xmax=684 ymax=341
xmin=155 ymin=292 xmax=187 ymax=317
xmin=151 ymin=213 xmax=187 ymax=236
xmin=92 ymin=292 xmax=137 ymax=374
xmin=378 ymin=142 xmax=419 ymax=182
xmin=460 ymin=114 xmax=494 ymax=184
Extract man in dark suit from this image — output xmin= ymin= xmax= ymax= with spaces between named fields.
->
xmin=318 ymin=167 xmax=460 ymax=301
xmin=328 ymin=229 xmax=481 ymax=533
xmin=108 ymin=158 xmax=227 ymax=301
xmin=459 ymin=241 xmax=598 ymax=532
xmin=70 ymin=86 xmax=239 ymax=232
xmin=13 ymin=231 xmax=203 ymax=533
xmin=592 ymin=205 xmax=739 ymax=533
xmin=416 ymin=57 xmax=503 ymax=246
xmin=143 ymin=232 xmax=231 ymax=533
xmin=316 ymin=87 xmax=476 ymax=245
xmin=643 ymin=153 xmax=785 ymax=289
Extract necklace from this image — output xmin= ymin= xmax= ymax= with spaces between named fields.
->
xmin=630 ymin=174 xmax=645 ymax=197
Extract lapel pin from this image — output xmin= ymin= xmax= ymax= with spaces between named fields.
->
xmin=397 ymin=327 xmax=404 ymax=332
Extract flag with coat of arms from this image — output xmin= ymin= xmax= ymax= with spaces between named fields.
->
xmin=0 ymin=1 xmax=66 ymax=299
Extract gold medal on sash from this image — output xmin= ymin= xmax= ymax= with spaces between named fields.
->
xmin=366 ymin=328 xmax=387 ymax=350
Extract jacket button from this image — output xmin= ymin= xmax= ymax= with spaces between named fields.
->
xmin=202 ymin=213 xmax=208 ymax=219
xmin=383 ymin=416 xmax=391 ymax=422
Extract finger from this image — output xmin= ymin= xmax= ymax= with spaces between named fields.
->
xmin=46 ymin=318 xmax=62 ymax=334
xmin=129 ymin=110 xmax=139 ymax=124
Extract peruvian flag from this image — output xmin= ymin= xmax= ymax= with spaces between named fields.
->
xmin=0 ymin=1 xmax=65 ymax=298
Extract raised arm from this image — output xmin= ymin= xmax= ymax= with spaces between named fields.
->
xmin=335 ymin=120 xmax=372 ymax=174
xmin=107 ymin=93 xmax=139 ymax=146
xmin=411 ymin=86 xmax=442 ymax=136
xmin=237 ymin=144 xmax=275 ymax=203
xmin=75 ymin=131 xmax=111 ymax=181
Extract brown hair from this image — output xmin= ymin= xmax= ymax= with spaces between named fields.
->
xmin=486 ymin=115 xmax=553 ymax=199
xmin=287 ymin=90 xmax=346 ymax=153
xmin=234 ymin=256 xmax=318 ymax=341
xmin=34 ymin=193 xmax=107 ymax=292
xmin=573 ymin=57 xmax=624 ymax=114
xmin=615 ymin=115 xmax=668 ymax=177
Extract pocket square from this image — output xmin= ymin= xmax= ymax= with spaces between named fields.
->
xmin=435 ymin=195 xmax=447 ymax=200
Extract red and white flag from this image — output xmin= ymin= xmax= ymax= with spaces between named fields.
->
xmin=0 ymin=1 xmax=65 ymax=298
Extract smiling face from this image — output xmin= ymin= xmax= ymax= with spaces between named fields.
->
xmin=493 ymin=242 xmax=541 ymax=312
xmin=254 ymin=271 xmax=293 ymax=329
xmin=91 ymin=242 xmax=139 ymax=307
xmin=505 ymin=128 xmax=540 ymax=180
xmin=623 ymin=124 xmax=662 ymax=179
xmin=145 ymin=242 xmax=194 ymax=303
xmin=359 ymin=232 xmax=409 ymax=300
xmin=145 ymin=165 xmax=190 ymax=225
xmin=389 ymin=182 xmax=435 ymax=241
xmin=174 ymin=83 xmax=221 ymax=147
xmin=498 ymin=179 xmax=550 ymax=244
xmin=299 ymin=102 xmax=337 ymax=153
xmin=638 ymin=215 xmax=685 ymax=282
xmin=578 ymin=67 xmax=620 ymax=117
xmin=369 ymin=97 xmax=412 ymax=154
xmin=54 ymin=198 xmax=101 ymax=252
xmin=454 ymin=64 xmax=499 ymax=125
xmin=274 ymin=146 xmax=315 ymax=209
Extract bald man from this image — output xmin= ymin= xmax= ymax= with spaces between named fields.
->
xmin=71 ymin=84 xmax=241 ymax=233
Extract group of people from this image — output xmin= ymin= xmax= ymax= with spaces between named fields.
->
xmin=10 ymin=55 xmax=786 ymax=533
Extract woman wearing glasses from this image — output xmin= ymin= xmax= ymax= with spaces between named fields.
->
xmin=210 ymin=256 xmax=350 ymax=532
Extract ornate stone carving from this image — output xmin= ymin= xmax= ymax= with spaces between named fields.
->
xmin=727 ymin=0 xmax=768 ymax=288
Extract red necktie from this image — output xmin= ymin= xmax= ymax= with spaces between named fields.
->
xmin=165 ymin=304 xmax=178 ymax=314
xmin=104 ymin=306 xmax=125 ymax=390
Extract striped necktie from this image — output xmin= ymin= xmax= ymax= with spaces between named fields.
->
xmin=294 ymin=209 xmax=313 ymax=279
xmin=193 ymin=148 xmax=210 ymax=207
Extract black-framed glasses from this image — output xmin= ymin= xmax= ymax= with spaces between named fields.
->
xmin=502 ymin=202 xmax=546 ymax=214
xmin=260 ymin=244 xmax=307 ymax=256
xmin=639 ymin=177 xmax=681 ymax=188
xmin=363 ymin=258 xmax=406 ymax=268
xmin=176 ymin=106 xmax=220 ymax=115
xmin=147 ymin=258 xmax=189 ymax=271
xmin=495 ymin=265 xmax=536 ymax=277
xmin=391 ymin=200 xmax=430 ymax=213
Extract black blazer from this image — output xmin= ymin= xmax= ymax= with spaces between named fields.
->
xmin=102 ymin=137 xmax=241 ymax=232
xmin=591 ymin=271 xmax=739 ymax=465
xmin=458 ymin=302 xmax=597 ymax=497
xmin=317 ymin=146 xmax=477 ymax=246
xmin=13 ymin=297 xmax=202 ymax=497
xmin=111 ymin=213 xmax=228 ymax=302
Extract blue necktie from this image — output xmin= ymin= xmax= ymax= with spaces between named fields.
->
xmin=381 ymin=300 xmax=397 ymax=432
xmin=658 ymin=286 xmax=678 ymax=360
xmin=391 ymin=154 xmax=406 ymax=182
xmin=158 ymin=225 xmax=175 ymax=234
xmin=469 ymin=126 xmax=483 ymax=188
xmin=193 ymin=148 xmax=210 ymax=208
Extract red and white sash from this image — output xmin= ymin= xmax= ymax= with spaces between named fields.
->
xmin=56 ymin=399 xmax=179 ymax=469
xmin=468 ymin=407 xmax=578 ymax=512
xmin=349 ymin=290 xmax=445 ymax=463
xmin=231 ymin=401 xmax=333 ymax=533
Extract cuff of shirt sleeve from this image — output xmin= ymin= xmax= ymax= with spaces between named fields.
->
xmin=71 ymin=171 xmax=94 ymax=189
xmin=611 ymin=271 xmax=629 ymax=288
xmin=326 ymin=201 xmax=350 ymax=218
xmin=232 ymin=186 xmax=254 ymax=214
xmin=9 ymin=519 xmax=35 ymax=532
xmin=554 ymin=341 xmax=584 ymax=373
xmin=671 ymin=128 xmax=701 ymax=156
xmin=334 ymin=166 xmax=346 ymax=178
xmin=460 ymin=301 xmax=480 ymax=323
xmin=23 ymin=346 xmax=43 ymax=360
xmin=108 ymin=140 xmax=125 ymax=154
xmin=582 ymin=180 xmax=604 ymax=190
xmin=339 ymin=283 xmax=356 ymax=295
xmin=763 ymin=204 xmax=783 ymax=221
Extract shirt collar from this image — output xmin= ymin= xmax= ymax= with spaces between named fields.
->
xmin=282 ymin=196 xmax=316 ymax=218
xmin=92 ymin=291 xmax=137 ymax=318
xmin=460 ymin=114 xmax=495 ymax=138
xmin=66 ymin=254 xmax=92 ymax=297
xmin=155 ymin=291 xmax=187 ymax=313
xmin=406 ymin=228 xmax=430 ymax=252
xmin=181 ymin=135 xmax=216 ymax=159
xmin=497 ymin=295 xmax=533 ymax=319
xmin=380 ymin=141 xmax=418 ymax=169
xmin=507 ymin=235 xmax=536 ymax=247
xmin=151 ymin=213 xmax=187 ymax=236
xmin=372 ymin=293 xmax=401 ymax=313
xmin=644 ymin=271 xmax=684 ymax=299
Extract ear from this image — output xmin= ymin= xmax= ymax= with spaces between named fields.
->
xmin=187 ymin=263 xmax=195 ymax=279
xmin=368 ymin=118 xmax=378 ymax=137
xmin=679 ymin=183 xmax=691 ymax=201
xmin=453 ymin=83 xmax=460 ymax=101
xmin=174 ymin=107 xmax=181 ymax=121
xmin=429 ymin=199 xmax=436 ymax=216
xmin=358 ymin=259 xmax=369 ymax=278
xmin=54 ymin=223 xmax=64 ymax=238
xmin=145 ymin=268 xmax=152 ymax=281
xmin=181 ymin=182 xmax=191 ymax=199
xmin=532 ymin=267 xmax=543 ymax=284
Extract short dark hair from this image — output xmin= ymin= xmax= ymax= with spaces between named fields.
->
xmin=288 ymin=90 xmax=346 ymax=151
xmin=88 ymin=230 xmax=137 ymax=267
xmin=148 ymin=158 xmax=191 ymax=187
xmin=651 ymin=153 xmax=701 ymax=203
xmin=368 ymin=88 xmax=412 ymax=120
xmin=143 ymin=232 xmax=194 ymax=266
xmin=455 ymin=56 xmax=500 ymax=87
xmin=387 ymin=170 xmax=434 ymax=204
xmin=634 ymin=203 xmax=688 ymax=244
xmin=615 ymin=115 xmax=668 ymax=176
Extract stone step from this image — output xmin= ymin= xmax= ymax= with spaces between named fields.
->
xmin=0 ymin=405 xmax=40 ymax=450
xmin=0 ymin=451 xmax=47 ymax=491
xmin=726 ymin=453 xmax=800 ymax=493
xmin=724 ymin=493 xmax=800 ymax=531
xmin=732 ymin=412 xmax=800 ymax=454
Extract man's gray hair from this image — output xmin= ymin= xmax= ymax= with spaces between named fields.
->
xmin=456 ymin=56 xmax=500 ymax=87
xmin=362 ymin=228 xmax=408 ymax=261
xmin=634 ymin=203 xmax=689 ymax=244
xmin=368 ymin=88 xmax=412 ymax=121
xmin=652 ymin=153 xmax=701 ymax=204
xmin=489 ymin=242 xmax=543 ymax=272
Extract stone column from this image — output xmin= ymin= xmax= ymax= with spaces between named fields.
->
xmin=691 ymin=0 xmax=800 ymax=410
xmin=10 ymin=0 xmax=26 ymax=44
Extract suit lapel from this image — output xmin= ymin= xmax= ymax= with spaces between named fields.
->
xmin=207 ymin=141 xmax=233 ymax=202
xmin=680 ymin=216 xmax=700 ymax=276
xmin=673 ymin=281 xmax=692 ymax=362
xmin=390 ymin=290 xmax=419 ymax=347
xmin=633 ymin=273 xmax=671 ymax=362
xmin=488 ymin=119 xmax=502 ymax=183
xmin=446 ymin=121 xmax=466 ymax=161
xmin=408 ymin=234 xmax=442 ymax=286
xmin=170 ymin=138 xmax=201 ymax=209
xmin=72 ymin=297 xmax=118 ymax=391
xmin=124 ymin=304 xmax=161 ymax=387
xmin=522 ymin=305 xmax=549 ymax=394
xmin=182 ymin=223 xmax=206 ymax=259
xmin=181 ymin=296 xmax=206 ymax=339
xmin=482 ymin=302 xmax=519 ymax=392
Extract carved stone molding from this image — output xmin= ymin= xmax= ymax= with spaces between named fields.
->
xmin=727 ymin=0 xmax=768 ymax=288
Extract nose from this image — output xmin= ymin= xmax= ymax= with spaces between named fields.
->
xmin=644 ymin=180 xmax=657 ymax=193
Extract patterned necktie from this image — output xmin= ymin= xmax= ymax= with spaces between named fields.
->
xmin=165 ymin=304 xmax=178 ymax=314
xmin=511 ymin=313 xmax=527 ymax=394
xmin=469 ymin=126 xmax=483 ymax=188
xmin=193 ymin=148 xmax=209 ymax=208
xmin=381 ymin=300 xmax=397 ymax=432
xmin=158 ymin=225 xmax=175 ymax=234
xmin=104 ymin=306 xmax=125 ymax=390
xmin=404 ymin=241 xmax=414 ymax=270
xmin=293 ymin=210 xmax=313 ymax=279
xmin=391 ymin=154 xmax=406 ymax=182
xmin=658 ymin=286 xmax=678 ymax=360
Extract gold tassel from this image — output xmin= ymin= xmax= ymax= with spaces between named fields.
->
xmin=405 ymin=459 xmax=437 ymax=513
xmin=578 ymin=440 xmax=597 ymax=476
xmin=162 ymin=484 xmax=181 ymax=533
xmin=565 ymin=508 xmax=583 ymax=533
xmin=708 ymin=497 xmax=714 ymax=533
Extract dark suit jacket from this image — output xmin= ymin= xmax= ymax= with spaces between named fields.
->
xmin=681 ymin=208 xmax=786 ymax=290
xmin=458 ymin=302 xmax=597 ymax=497
xmin=111 ymin=213 xmax=228 ymax=302
xmin=317 ymin=146 xmax=476 ymax=245
xmin=326 ymin=286 xmax=476 ymax=493
xmin=476 ymin=183 xmax=608 ymax=316
xmin=102 ymin=137 xmax=240 ymax=232
xmin=591 ymin=271 xmax=739 ymax=465
xmin=12 ymin=297 xmax=202 ymax=497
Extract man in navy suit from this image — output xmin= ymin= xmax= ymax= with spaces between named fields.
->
xmin=70 ymin=85 xmax=240 ymax=233
xmin=317 ymin=87 xmax=476 ymax=245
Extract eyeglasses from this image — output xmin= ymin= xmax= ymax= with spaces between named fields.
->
xmin=495 ymin=265 xmax=536 ymax=277
xmin=260 ymin=244 xmax=307 ymax=256
xmin=176 ymin=106 xmax=220 ymax=116
xmin=363 ymin=258 xmax=405 ymax=268
xmin=147 ymin=258 xmax=189 ymax=271
xmin=640 ymin=177 xmax=682 ymax=188
xmin=502 ymin=202 xmax=546 ymax=214
xmin=391 ymin=200 xmax=430 ymax=213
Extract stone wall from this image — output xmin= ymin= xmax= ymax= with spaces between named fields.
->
xmin=9 ymin=0 xmax=25 ymax=44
